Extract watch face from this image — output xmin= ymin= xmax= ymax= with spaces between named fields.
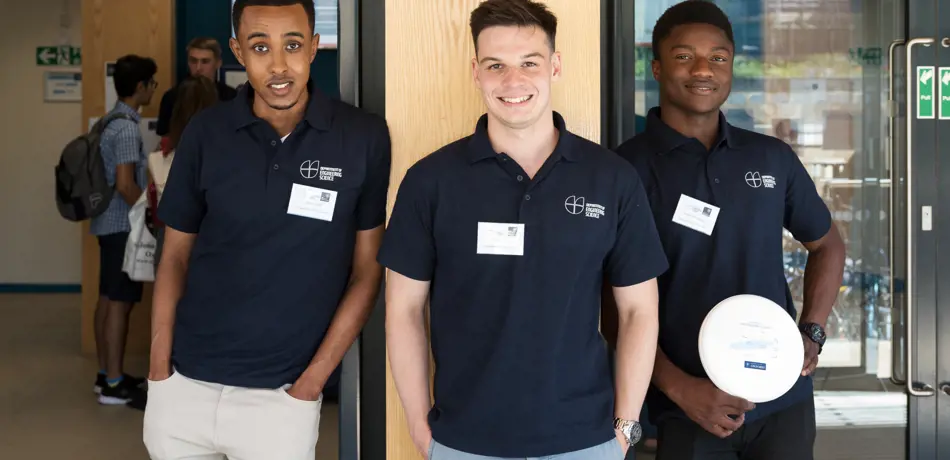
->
xmin=629 ymin=421 xmax=643 ymax=444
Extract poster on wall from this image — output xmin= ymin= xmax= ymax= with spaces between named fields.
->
xmin=43 ymin=71 xmax=82 ymax=103
xmin=104 ymin=62 xmax=117 ymax=110
xmin=224 ymin=70 xmax=248 ymax=90
xmin=230 ymin=0 xmax=337 ymax=49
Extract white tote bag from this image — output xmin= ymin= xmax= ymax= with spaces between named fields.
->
xmin=123 ymin=192 xmax=157 ymax=282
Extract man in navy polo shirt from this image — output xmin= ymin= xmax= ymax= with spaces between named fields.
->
xmin=615 ymin=2 xmax=845 ymax=460
xmin=379 ymin=1 xmax=668 ymax=459
xmin=143 ymin=1 xmax=390 ymax=459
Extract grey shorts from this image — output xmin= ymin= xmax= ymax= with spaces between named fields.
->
xmin=427 ymin=438 xmax=627 ymax=460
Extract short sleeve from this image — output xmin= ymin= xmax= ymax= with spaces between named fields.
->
xmin=376 ymin=165 xmax=436 ymax=281
xmin=355 ymin=119 xmax=392 ymax=230
xmin=113 ymin=123 xmax=141 ymax=165
xmin=157 ymin=120 xmax=205 ymax=234
xmin=605 ymin=170 xmax=669 ymax=287
xmin=782 ymin=147 xmax=832 ymax=243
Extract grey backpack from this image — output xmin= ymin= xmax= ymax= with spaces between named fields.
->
xmin=55 ymin=113 xmax=135 ymax=221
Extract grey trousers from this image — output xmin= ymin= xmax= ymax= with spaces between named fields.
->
xmin=428 ymin=439 xmax=626 ymax=460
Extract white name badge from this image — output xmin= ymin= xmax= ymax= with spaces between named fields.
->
xmin=476 ymin=222 xmax=525 ymax=256
xmin=287 ymin=183 xmax=338 ymax=222
xmin=672 ymin=194 xmax=720 ymax=235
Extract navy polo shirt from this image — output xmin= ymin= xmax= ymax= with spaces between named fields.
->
xmin=158 ymin=80 xmax=391 ymax=389
xmin=378 ymin=113 xmax=668 ymax=457
xmin=615 ymin=107 xmax=832 ymax=425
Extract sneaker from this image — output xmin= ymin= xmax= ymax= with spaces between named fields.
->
xmin=126 ymin=390 xmax=147 ymax=411
xmin=94 ymin=373 xmax=145 ymax=394
xmin=98 ymin=379 xmax=145 ymax=405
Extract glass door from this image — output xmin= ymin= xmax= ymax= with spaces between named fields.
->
xmin=604 ymin=0 xmax=946 ymax=458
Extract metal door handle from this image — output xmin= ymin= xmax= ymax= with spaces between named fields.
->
xmin=904 ymin=37 xmax=935 ymax=397
xmin=888 ymin=39 xmax=906 ymax=386
xmin=940 ymin=383 xmax=950 ymax=396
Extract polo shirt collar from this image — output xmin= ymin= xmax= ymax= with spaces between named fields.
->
xmin=231 ymin=78 xmax=332 ymax=131
xmin=113 ymin=101 xmax=141 ymax=122
xmin=466 ymin=111 xmax=578 ymax=164
xmin=644 ymin=106 xmax=733 ymax=154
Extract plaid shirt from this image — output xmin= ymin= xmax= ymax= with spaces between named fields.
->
xmin=90 ymin=102 xmax=147 ymax=236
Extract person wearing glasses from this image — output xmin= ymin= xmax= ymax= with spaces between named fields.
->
xmin=90 ymin=54 xmax=158 ymax=409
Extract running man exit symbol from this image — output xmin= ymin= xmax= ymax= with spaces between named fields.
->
xmin=917 ymin=66 xmax=935 ymax=119
xmin=939 ymin=68 xmax=950 ymax=120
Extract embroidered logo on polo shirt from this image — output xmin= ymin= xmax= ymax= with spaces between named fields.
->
xmin=300 ymin=160 xmax=344 ymax=182
xmin=565 ymin=195 xmax=585 ymax=215
xmin=565 ymin=195 xmax=606 ymax=219
xmin=301 ymin=160 xmax=320 ymax=179
xmin=745 ymin=171 xmax=776 ymax=189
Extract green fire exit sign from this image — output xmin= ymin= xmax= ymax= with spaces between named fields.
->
xmin=917 ymin=66 xmax=935 ymax=119
xmin=36 ymin=46 xmax=81 ymax=66
xmin=940 ymin=67 xmax=950 ymax=120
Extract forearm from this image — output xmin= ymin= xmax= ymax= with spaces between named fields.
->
xmin=300 ymin=273 xmax=381 ymax=385
xmin=614 ymin=308 xmax=658 ymax=421
xmin=118 ymin=184 xmax=143 ymax=206
xmin=150 ymin=253 xmax=188 ymax=365
xmin=652 ymin=347 xmax=695 ymax=405
xmin=800 ymin=245 xmax=845 ymax=326
xmin=386 ymin=306 xmax=432 ymax=429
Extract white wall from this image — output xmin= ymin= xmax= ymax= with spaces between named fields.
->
xmin=0 ymin=0 xmax=82 ymax=284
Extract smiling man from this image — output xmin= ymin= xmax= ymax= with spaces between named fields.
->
xmin=614 ymin=2 xmax=845 ymax=460
xmin=379 ymin=1 xmax=667 ymax=459
xmin=142 ymin=1 xmax=391 ymax=459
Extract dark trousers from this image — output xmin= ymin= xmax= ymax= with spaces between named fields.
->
xmin=656 ymin=398 xmax=816 ymax=460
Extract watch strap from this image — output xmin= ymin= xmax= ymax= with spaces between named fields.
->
xmin=799 ymin=322 xmax=825 ymax=353
xmin=614 ymin=418 xmax=642 ymax=445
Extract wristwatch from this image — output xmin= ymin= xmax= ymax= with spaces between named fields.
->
xmin=614 ymin=418 xmax=642 ymax=446
xmin=799 ymin=322 xmax=826 ymax=354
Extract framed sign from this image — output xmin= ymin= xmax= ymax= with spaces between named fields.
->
xmin=43 ymin=71 xmax=82 ymax=103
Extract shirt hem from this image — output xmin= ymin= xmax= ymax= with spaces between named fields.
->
xmin=432 ymin=425 xmax=615 ymax=458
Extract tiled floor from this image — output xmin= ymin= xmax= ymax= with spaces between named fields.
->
xmin=0 ymin=294 xmax=908 ymax=460
xmin=0 ymin=294 xmax=337 ymax=460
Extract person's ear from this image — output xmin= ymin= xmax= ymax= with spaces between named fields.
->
xmin=230 ymin=37 xmax=245 ymax=67
xmin=310 ymin=33 xmax=321 ymax=63
xmin=651 ymin=59 xmax=661 ymax=81
xmin=472 ymin=57 xmax=481 ymax=87
xmin=551 ymin=51 xmax=562 ymax=81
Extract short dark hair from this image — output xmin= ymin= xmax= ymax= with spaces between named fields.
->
xmin=652 ymin=0 xmax=734 ymax=61
xmin=232 ymin=0 xmax=315 ymax=37
xmin=113 ymin=54 xmax=157 ymax=98
xmin=469 ymin=0 xmax=558 ymax=53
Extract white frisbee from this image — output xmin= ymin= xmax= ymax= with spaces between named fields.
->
xmin=697 ymin=294 xmax=804 ymax=403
